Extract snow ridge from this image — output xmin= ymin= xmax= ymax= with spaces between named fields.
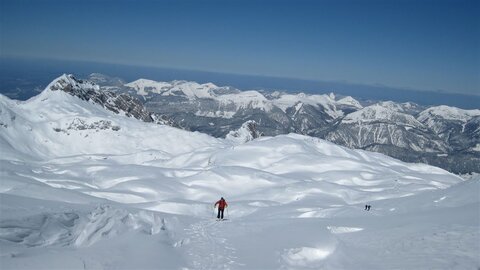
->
xmin=418 ymin=105 xmax=480 ymax=122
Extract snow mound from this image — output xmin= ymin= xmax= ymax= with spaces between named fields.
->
xmin=283 ymin=246 xmax=335 ymax=267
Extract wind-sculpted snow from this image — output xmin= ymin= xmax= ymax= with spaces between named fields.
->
xmin=0 ymin=83 xmax=478 ymax=269
xmin=0 ymin=204 xmax=166 ymax=248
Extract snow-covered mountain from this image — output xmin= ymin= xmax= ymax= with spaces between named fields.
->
xmin=418 ymin=105 xmax=480 ymax=150
xmin=326 ymin=102 xmax=450 ymax=167
xmin=0 ymin=77 xmax=478 ymax=269
xmin=99 ymin=75 xmax=354 ymax=121
xmin=85 ymin=74 xmax=480 ymax=174
xmin=48 ymin=74 xmax=178 ymax=127
xmin=327 ymin=104 xmax=446 ymax=150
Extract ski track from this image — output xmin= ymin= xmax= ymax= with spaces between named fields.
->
xmin=184 ymin=219 xmax=239 ymax=270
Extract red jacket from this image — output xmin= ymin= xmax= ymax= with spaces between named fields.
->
xmin=215 ymin=199 xmax=228 ymax=209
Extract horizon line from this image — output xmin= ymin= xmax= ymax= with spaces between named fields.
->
xmin=2 ymin=54 xmax=478 ymax=98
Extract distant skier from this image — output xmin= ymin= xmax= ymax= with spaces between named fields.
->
xmin=214 ymin=197 xmax=228 ymax=220
xmin=365 ymin=204 xmax=368 ymax=210
xmin=367 ymin=205 xmax=371 ymax=211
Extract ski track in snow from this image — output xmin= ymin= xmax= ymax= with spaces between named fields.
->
xmin=183 ymin=219 xmax=239 ymax=270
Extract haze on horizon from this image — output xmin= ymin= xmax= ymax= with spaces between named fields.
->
xmin=0 ymin=0 xmax=479 ymax=96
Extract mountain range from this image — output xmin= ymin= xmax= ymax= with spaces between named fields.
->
xmin=82 ymin=73 xmax=480 ymax=174
xmin=2 ymin=73 xmax=477 ymax=174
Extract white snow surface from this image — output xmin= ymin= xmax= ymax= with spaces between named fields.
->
xmin=0 ymin=79 xmax=479 ymax=269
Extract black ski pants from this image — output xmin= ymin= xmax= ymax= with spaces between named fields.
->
xmin=217 ymin=208 xmax=225 ymax=219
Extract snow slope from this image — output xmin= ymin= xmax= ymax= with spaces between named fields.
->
xmin=0 ymin=78 xmax=478 ymax=269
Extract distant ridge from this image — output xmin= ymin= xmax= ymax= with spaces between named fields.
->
xmin=1 ymin=57 xmax=479 ymax=109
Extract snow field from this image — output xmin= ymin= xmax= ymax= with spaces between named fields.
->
xmin=0 ymin=87 xmax=479 ymax=269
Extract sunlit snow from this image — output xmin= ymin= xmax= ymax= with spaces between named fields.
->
xmin=0 ymin=76 xmax=478 ymax=269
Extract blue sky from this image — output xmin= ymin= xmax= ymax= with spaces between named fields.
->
xmin=1 ymin=0 xmax=479 ymax=95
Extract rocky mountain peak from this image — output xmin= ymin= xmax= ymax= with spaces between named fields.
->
xmin=47 ymin=74 xmax=99 ymax=94
xmin=45 ymin=74 xmax=179 ymax=126
xmin=226 ymin=120 xmax=262 ymax=143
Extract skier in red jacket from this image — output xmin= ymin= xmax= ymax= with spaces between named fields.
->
xmin=214 ymin=197 xmax=228 ymax=220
